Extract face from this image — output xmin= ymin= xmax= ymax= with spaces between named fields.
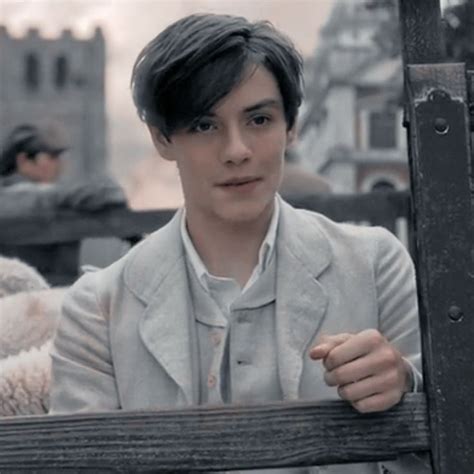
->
xmin=17 ymin=151 xmax=63 ymax=183
xmin=151 ymin=65 xmax=295 ymax=230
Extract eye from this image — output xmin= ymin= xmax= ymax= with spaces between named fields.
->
xmin=250 ymin=115 xmax=271 ymax=126
xmin=189 ymin=119 xmax=216 ymax=134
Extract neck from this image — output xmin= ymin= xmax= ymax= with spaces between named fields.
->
xmin=186 ymin=203 xmax=275 ymax=287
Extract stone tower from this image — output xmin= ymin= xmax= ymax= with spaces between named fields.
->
xmin=0 ymin=26 xmax=106 ymax=182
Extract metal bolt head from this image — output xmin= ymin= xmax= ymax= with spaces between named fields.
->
xmin=428 ymin=89 xmax=450 ymax=102
xmin=434 ymin=117 xmax=449 ymax=135
xmin=448 ymin=305 xmax=463 ymax=322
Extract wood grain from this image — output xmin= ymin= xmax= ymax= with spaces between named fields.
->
xmin=0 ymin=394 xmax=428 ymax=472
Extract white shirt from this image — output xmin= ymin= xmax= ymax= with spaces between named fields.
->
xmin=180 ymin=197 xmax=280 ymax=312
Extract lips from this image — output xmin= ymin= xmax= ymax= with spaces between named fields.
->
xmin=218 ymin=177 xmax=261 ymax=187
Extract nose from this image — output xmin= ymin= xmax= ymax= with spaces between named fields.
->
xmin=220 ymin=124 xmax=251 ymax=165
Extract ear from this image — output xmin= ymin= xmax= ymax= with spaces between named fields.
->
xmin=286 ymin=126 xmax=297 ymax=147
xmin=147 ymin=125 xmax=175 ymax=161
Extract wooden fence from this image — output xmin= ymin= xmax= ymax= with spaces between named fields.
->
xmin=0 ymin=0 xmax=473 ymax=472
xmin=0 ymin=190 xmax=411 ymax=286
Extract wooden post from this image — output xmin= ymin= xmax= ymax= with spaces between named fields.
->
xmin=399 ymin=1 xmax=474 ymax=472
xmin=398 ymin=0 xmax=445 ymax=64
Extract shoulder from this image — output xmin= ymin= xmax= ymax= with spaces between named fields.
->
xmin=284 ymin=201 xmax=403 ymax=259
xmin=65 ymin=210 xmax=184 ymax=306
xmin=64 ymin=236 xmax=149 ymax=307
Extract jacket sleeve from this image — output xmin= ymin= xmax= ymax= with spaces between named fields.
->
xmin=374 ymin=228 xmax=423 ymax=391
xmin=49 ymin=271 xmax=120 ymax=414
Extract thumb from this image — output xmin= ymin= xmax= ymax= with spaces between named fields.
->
xmin=309 ymin=333 xmax=352 ymax=360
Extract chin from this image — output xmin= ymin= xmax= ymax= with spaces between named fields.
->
xmin=216 ymin=200 xmax=272 ymax=225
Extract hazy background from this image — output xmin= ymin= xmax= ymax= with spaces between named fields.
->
xmin=1 ymin=0 xmax=335 ymax=207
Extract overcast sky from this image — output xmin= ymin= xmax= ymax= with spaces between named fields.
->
xmin=0 ymin=0 xmax=337 ymax=207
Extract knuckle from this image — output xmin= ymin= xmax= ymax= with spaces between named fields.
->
xmin=364 ymin=329 xmax=383 ymax=348
xmin=352 ymin=399 xmax=369 ymax=413
xmin=325 ymin=352 xmax=338 ymax=370
xmin=323 ymin=371 xmax=333 ymax=386
xmin=338 ymin=385 xmax=349 ymax=400
xmin=326 ymin=368 xmax=344 ymax=387
xmin=380 ymin=347 xmax=398 ymax=366
xmin=386 ymin=369 xmax=399 ymax=388
xmin=332 ymin=369 xmax=345 ymax=386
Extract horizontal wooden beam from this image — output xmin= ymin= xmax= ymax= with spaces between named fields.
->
xmin=0 ymin=191 xmax=410 ymax=245
xmin=0 ymin=394 xmax=428 ymax=472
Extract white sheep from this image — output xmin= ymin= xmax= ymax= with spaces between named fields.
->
xmin=0 ymin=256 xmax=49 ymax=298
xmin=0 ymin=287 xmax=66 ymax=359
xmin=0 ymin=256 xmax=67 ymax=415
xmin=0 ymin=341 xmax=51 ymax=416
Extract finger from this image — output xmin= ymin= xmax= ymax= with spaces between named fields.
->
xmin=324 ymin=346 xmax=398 ymax=386
xmin=336 ymin=369 xmax=402 ymax=402
xmin=351 ymin=389 xmax=403 ymax=413
xmin=323 ymin=329 xmax=386 ymax=371
xmin=309 ymin=333 xmax=352 ymax=360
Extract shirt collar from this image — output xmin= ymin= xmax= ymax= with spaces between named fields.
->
xmin=181 ymin=197 xmax=280 ymax=293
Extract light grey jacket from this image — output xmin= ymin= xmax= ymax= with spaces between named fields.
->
xmin=50 ymin=199 xmax=429 ymax=474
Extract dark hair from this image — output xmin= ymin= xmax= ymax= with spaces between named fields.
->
xmin=0 ymin=124 xmax=66 ymax=176
xmin=131 ymin=13 xmax=303 ymax=140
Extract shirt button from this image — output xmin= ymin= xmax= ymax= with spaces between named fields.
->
xmin=207 ymin=374 xmax=217 ymax=388
xmin=237 ymin=313 xmax=250 ymax=324
xmin=210 ymin=331 xmax=222 ymax=346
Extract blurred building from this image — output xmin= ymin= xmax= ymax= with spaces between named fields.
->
xmin=0 ymin=26 xmax=106 ymax=182
xmin=297 ymin=0 xmax=408 ymax=194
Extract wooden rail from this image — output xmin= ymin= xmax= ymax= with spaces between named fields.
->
xmin=1 ymin=0 xmax=473 ymax=471
xmin=0 ymin=191 xmax=410 ymax=245
xmin=0 ymin=395 xmax=428 ymax=472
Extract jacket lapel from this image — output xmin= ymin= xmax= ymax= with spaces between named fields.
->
xmin=124 ymin=209 xmax=195 ymax=405
xmin=276 ymin=198 xmax=332 ymax=400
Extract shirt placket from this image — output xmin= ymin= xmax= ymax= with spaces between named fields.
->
xmin=206 ymin=324 xmax=228 ymax=404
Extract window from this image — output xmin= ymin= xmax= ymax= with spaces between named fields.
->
xmin=55 ymin=56 xmax=68 ymax=89
xmin=25 ymin=53 xmax=40 ymax=91
xmin=368 ymin=110 xmax=397 ymax=149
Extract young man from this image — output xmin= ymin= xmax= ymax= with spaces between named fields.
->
xmin=50 ymin=14 xmax=428 ymax=473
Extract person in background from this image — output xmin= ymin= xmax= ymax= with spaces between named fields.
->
xmin=0 ymin=124 xmax=129 ymax=282
xmin=50 ymin=14 xmax=429 ymax=474
xmin=0 ymin=123 xmax=127 ymax=214
xmin=0 ymin=124 xmax=66 ymax=185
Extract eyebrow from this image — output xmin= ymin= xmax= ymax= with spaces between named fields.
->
xmin=203 ymin=98 xmax=283 ymax=118
xmin=243 ymin=98 xmax=283 ymax=114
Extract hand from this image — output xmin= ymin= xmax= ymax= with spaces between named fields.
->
xmin=309 ymin=329 xmax=413 ymax=413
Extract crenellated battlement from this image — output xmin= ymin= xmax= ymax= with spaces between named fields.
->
xmin=0 ymin=25 xmax=106 ymax=181
xmin=0 ymin=24 xmax=104 ymax=43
